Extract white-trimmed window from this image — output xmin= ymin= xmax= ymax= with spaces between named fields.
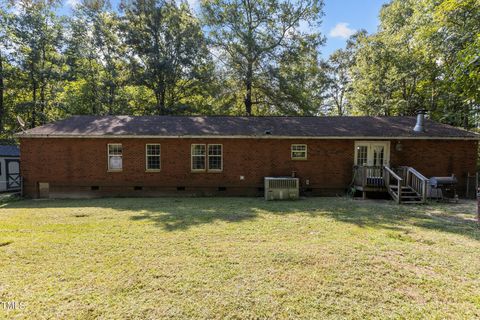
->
xmin=146 ymin=144 xmax=161 ymax=171
xmin=108 ymin=144 xmax=123 ymax=171
xmin=191 ymin=144 xmax=206 ymax=171
xmin=208 ymin=144 xmax=223 ymax=171
xmin=291 ymin=144 xmax=307 ymax=160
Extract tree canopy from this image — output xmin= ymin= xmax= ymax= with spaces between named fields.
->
xmin=0 ymin=0 xmax=478 ymax=139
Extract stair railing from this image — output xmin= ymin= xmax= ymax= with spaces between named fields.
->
xmin=405 ymin=167 xmax=429 ymax=203
xmin=384 ymin=166 xmax=403 ymax=204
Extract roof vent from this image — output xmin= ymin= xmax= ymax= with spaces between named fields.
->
xmin=264 ymin=129 xmax=272 ymax=135
xmin=413 ymin=110 xmax=427 ymax=133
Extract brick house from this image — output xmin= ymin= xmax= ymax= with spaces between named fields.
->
xmin=16 ymin=115 xmax=479 ymax=199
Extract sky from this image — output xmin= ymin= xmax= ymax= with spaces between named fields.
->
xmin=61 ymin=0 xmax=389 ymax=58
xmin=321 ymin=0 xmax=388 ymax=57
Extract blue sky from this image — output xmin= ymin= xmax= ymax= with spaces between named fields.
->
xmin=321 ymin=0 xmax=388 ymax=56
xmin=61 ymin=0 xmax=389 ymax=58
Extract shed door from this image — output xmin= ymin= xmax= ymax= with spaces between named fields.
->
xmin=5 ymin=159 xmax=20 ymax=190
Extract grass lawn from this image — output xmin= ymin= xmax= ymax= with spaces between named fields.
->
xmin=1 ymin=197 xmax=479 ymax=319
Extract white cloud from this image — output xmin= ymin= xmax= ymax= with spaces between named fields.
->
xmin=329 ymin=23 xmax=356 ymax=39
xmin=66 ymin=0 xmax=80 ymax=8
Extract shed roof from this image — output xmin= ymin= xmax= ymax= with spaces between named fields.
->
xmin=15 ymin=115 xmax=480 ymax=139
xmin=0 ymin=145 xmax=20 ymax=157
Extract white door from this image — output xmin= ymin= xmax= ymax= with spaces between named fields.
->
xmin=354 ymin=141 xmax=390 ymax=166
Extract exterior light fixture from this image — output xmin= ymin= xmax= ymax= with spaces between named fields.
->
xmin=395 ymin=141 xmax=403 ymax=152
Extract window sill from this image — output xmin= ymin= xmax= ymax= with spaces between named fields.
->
xmin=208 ymin=170 xmax=223 ymax=173
xmin=145 ymin=169 xmax=161 ymax=172
xmin=108 ymin=169 xmax=123 ymax=172
xmin=291 ymin=158 xmax=308 ymax=161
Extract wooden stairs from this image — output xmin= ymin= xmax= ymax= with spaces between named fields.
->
xmin=389 ymin=185 xmax=424 ymax=204
xmin=385 ymin=166 xmax=428 ymax=204
xmin=353 ymin=165 xmax=428 ymax=204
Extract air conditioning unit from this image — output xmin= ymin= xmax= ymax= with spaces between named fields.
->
xmin=264 ymin=177 xmax=299 ymax=200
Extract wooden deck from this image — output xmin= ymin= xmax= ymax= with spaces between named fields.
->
xmin=353 ymin=165 xmax=428 ymax=204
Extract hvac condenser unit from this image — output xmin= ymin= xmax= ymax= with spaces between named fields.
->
xmin=264 ymin=177 xmax=300 ymax=200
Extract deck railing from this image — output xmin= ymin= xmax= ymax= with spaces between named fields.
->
xmin=402 ymin=167 xmax=429 ymax=203
xmin=354 ymin=165 xmax=428 ymax=204
xmin=353 ymin=165 xmax=385 ymax=188
xmin=384 ymin=166 xmax=403 ymax=204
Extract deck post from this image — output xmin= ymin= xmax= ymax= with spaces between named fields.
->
xmin=422 ymin=180 xmax=427 ymax=203
xmin=362 ymin=166 xmax=367 ymax=187
xmin=467 ymin=172 xmax=470 ymax=198
xmin=397 ymin=179 xmax=402 ymax=204
xmin=476 ymin=172 xmax=479 ymax=199
xmin=477 ymin=188 xmax=480 ymax=225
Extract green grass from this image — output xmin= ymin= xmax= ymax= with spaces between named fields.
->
xmin=1 ymin=197 xmax=479 ymax=319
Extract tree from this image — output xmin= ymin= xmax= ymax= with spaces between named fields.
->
xmin=432 ymin=0 xmax=480 ymax=128
xmin=345 ymin=0 xmax=480 ymax=128
xmin=120 ymin=0 xmax=213 ymax=115
xmin=10 ymin=0 xmax=65 ymax=127
xmin=261 ymin=37 xmax=327 ymax=115
xmin=66 ymin=0 xmax=127 ymax=115
xmin=324 ymin=47 xmax=353 ymax=116
xmin=0 ymin=3 xmax=10 ymax=133
xmin=201 ymin=0 xmax=324 ymax=115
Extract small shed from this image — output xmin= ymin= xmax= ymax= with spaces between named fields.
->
xmin=0 ymin=145 xmax=20 ymax=192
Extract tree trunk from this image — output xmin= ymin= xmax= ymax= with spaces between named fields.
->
xmin=244 ymin=62 xmax=253 ymax=116
xmin=40 ymin=82 xmax=46 ymax=124
xmin=30 ymin=64 xmax=37 ymax=128
xmin=108 ymin=81 xmax=115 ymax=115
xmin=88 ymin=59 xmax=98 ymax=115
xmin=0 ymin=53 xmax=4 ymax=134
xmin=336 ymin=90 xmax=345 ymax=116
xmin=39 ymin=44 xmax=46 ymax=124
xmin=463 ymin=103 xmax=470 ymax=129
xmin=154 ymin=85 xmax=166 ymax=115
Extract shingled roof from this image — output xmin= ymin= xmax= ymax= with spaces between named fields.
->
xmin=16 ymin=115 xmax=480 ymax=139
xmin=0 ymin=145 xmax=20 ymax=157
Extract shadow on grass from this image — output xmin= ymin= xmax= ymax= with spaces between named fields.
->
xmin=2 ymin=197 xmax=479 ymax=239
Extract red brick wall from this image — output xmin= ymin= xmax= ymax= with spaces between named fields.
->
xmin=19 ymin=138 xmax=477 ymax=198
xmin=390 ymin=139 xmax=478 ymax=194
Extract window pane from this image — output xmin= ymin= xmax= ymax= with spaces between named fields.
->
xmin=108 ymin=144 xmax=122 ymax=156
xmin=292 ymin=145 xmax=306 ymax=151
xmin=292 ymin=151 xmax=306 ymax=158
xmin=192 ymin=156 xmax=205 ymax=170
xmin=192 ymin=144 xmax=206 ymax=155
xmin=109 ymin=156 xmax=122 ymax=170
xmin=208 ymin=156 xmax=222 ymax=170
xmin=147 ymin=156 xmax=160 ymax=170
xmin=373 ymin=146 xmax=384 ymax=166
xmin=147 ymin=144 xmax=160 ymax=156
xmin=208 ymin=144 xmax=222 ymax=156
xmin=356 ymin=146 xmax=368 ymax=165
